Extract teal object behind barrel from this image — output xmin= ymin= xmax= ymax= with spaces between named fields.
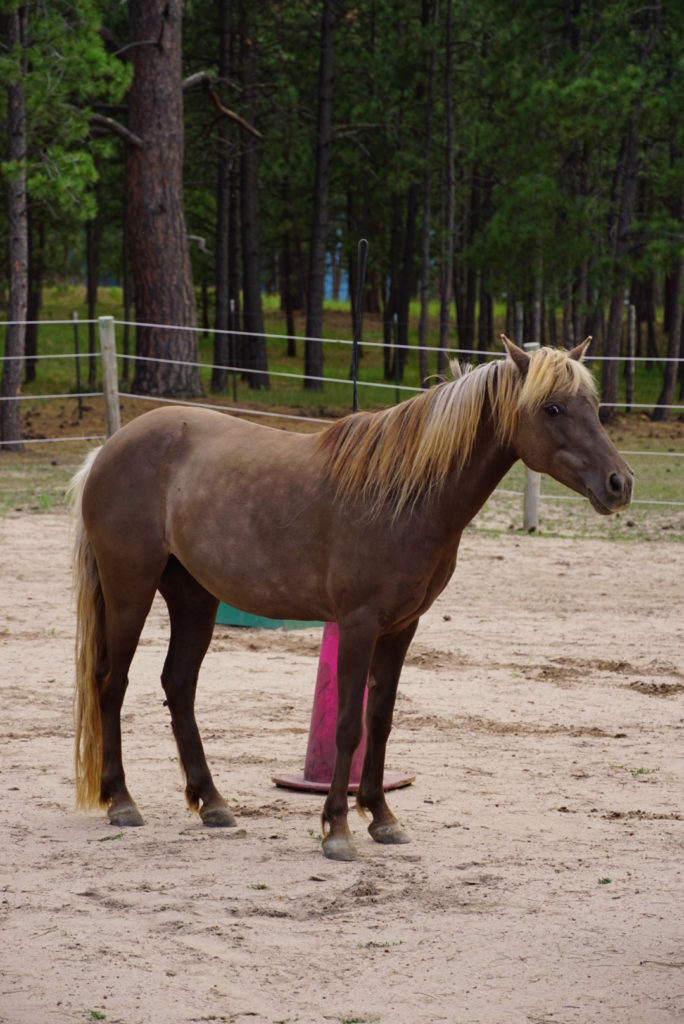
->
xmin=216 ymin=603 xmax=323 ymax=630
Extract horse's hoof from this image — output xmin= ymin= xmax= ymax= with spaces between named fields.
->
xmin=369 ymin=820 xmax=409 ymax=845
xmin=200 ymin=804 xmax=237 ymax=828
xmin=109 ymin=804 xmax=144 ymax=828
xmin=322 ymin=836 xmax=358 ymax=862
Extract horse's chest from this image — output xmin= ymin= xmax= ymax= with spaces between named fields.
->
xmin=375 ymin=554 xmax=457 ymax=631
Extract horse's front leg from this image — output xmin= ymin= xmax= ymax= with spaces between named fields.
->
xmin=321 ymin=618 xmax=377 ymax=862
xmin=357 ymin=621 xmax=418 ymax=845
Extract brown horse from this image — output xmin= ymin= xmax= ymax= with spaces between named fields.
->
xmin=71 ymin=337 xmax=632 ymax=861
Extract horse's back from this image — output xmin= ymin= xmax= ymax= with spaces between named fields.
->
xmin=81 ymin=406 xmax=331 ymax=617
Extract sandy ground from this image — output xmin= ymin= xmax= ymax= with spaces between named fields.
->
xmin=1 ymin=512 xmax=683 ymax=1024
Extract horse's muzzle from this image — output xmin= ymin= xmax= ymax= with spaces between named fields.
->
xmin=588 ymin=469 xmax=633 ymax=514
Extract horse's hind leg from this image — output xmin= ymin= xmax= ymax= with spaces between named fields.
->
xmin=158 ymin=557 xmax=235 ymax=827
xmin=100 ymin=585 xmax=159 ymax=827
xmin=357 ymin=621 xmax=418 ymax=845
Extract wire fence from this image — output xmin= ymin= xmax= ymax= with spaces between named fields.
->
xmin=1 ymin=316 xmax=682 ymax=517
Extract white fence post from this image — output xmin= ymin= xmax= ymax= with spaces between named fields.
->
xmin=523 ymin=341 xmax=541 ymax=532
xmin=99 ymin=315 xmax=121 ymax=436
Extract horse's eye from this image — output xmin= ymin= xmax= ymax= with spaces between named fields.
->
xmin=544 ymin=403 xmax=561 ymax=417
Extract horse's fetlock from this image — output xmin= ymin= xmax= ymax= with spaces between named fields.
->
xmin=355 ymin=796 xmax=370 ymax=821
xmin=184 ymin=785 xmax=201 ymax=812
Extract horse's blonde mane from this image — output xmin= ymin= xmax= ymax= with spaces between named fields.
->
xmin=317 ymin=347 xmax=595 ymax=518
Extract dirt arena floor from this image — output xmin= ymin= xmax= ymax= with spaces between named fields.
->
xmin=1 ymin=511 xmax=682 ymax=1024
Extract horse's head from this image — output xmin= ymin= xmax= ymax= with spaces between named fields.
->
xmin=501 ymin=336 xmax=633 ymax=514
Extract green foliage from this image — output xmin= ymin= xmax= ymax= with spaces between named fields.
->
xmin=0 ymin=0 xmax=131 ymax=224
xmin=3 ymin=0 xmax=684 ymax=424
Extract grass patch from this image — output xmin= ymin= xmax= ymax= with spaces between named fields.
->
xmin=0 ymin=447 xmax=86 ymax=516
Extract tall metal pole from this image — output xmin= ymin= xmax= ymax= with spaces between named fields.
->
xmin=393 ymin=311 xmax=400 ymax=405
xmin=351 ymin=238 xmax=368 ymax=413
xmin=229 ymin=298 xmax=237 ymax=402
xmin=73 ymin=311 xmax=83 ymax=421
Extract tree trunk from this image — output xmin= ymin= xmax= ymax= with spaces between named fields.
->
xmin=382 ymin=194 xmax=401 ymax=379
xmin=86 ymin=209 xmax=100 ymax=389
xmin=457 ymin=170 xmax=479 ymax=355
xmin=417 ymin=0 xmax=437 ymax=387
xmin=438 ymin=0 xmax=455 ymax=377
xmin=305 ymin=0 xmax=335 ymax=391
xmin=455 ymin=170 xmax=478 ymax=355
xmin=600 ymin=108 xmax=640 ymax=420
xmin=561 ymin=281 xmax=574 ymax=347
xmin=120 ymin=175 xmax=132 ymax=383
xmin=547 ymin=306 xmax=557 ymax=347
xmin=228 ymin=158 xmax=242 ymax=377
xmin=24 ymin=208 xmax=43 ymax=385
xmin=281 ymin=242 xmax=296 ymax=355
xmin=239 ymin=2 xmax=268 ymax=389
xmin=477 ymin=271 xmax=492 ymax=361
xmin=394 ymin=183 xmax=419 ymax=381
xmin=652 ymin=200 xmax=684 ymax=420
xmin=629 ymin=278 xmax=643 ymax=358
xmin=1 ymin=6 xmax=28 ymax=450
xmin=282 ymin=179 xmax=302 ymax=356
xmin=128 ymin=0 xmax=201 ymax=397
xmin=601 ymin=2 xmax=661 ymax=418
xmin=347 ymin=194 xmax=361 ymax=369
xmin=212 ymin=0 xmax=232 ymax=393
xmin=532 ymin=265 xmax=543 ymax=348
xmin=645 ymin=274 xmax=659 ymax=366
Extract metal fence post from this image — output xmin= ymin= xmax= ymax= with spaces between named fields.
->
xmin=72 ymin=311 xmax=83 ymax=421
xmin=99 ymin=315 xmax=121 ymax=436
xmin=626 ymin=303 xmax=636 ymax=412
xmin=523 ymin=341 xmax=541 ymax=532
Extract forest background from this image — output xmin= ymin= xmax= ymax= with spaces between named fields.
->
xmin=1 ymin=0 xmax=683 ymax=448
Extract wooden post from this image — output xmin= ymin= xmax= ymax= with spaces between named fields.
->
xmin=523 ymin=341 xmax=541 ymax=532
xmin=626 ymin=303 xmax=636 ymax=412
xmin=99 ymin=315 xmax=121 ymax=436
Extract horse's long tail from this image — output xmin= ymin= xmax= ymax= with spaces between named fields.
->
xmin=68 ymin=450 xmax=106 ymax=809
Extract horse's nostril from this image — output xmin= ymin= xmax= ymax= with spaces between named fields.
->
xmin=609 ymin=472 xmax=623 ymax=494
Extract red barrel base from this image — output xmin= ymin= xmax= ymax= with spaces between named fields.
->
xmin=272 ymin=769 xmax=415 ymax=794
xmin=274 ymin=623 xmax=416 ymax=796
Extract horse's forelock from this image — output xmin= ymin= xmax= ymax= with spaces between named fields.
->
xmin=493 ymin=347 xmax=596 ymax=445
xmin=518 ymin=347 xmax=596 ymax=410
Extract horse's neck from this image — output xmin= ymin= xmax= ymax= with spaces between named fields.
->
xmin=440 ymin=415 xmax=517 ymax=532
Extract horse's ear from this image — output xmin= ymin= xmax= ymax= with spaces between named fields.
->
xmin=568 ymin=336 xmax=592 ymax=362
xmin=500 ymin=334 xmax=530 ymax=375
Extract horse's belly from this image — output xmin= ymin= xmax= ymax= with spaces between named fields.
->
xmin=168 ymin=509 xmax=332 ymax=622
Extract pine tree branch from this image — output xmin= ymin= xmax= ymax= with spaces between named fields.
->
xmin=89 ymin=112 xmax=144 ymax=149
xmin=183 ymin=71 xmax=263 ymax=139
